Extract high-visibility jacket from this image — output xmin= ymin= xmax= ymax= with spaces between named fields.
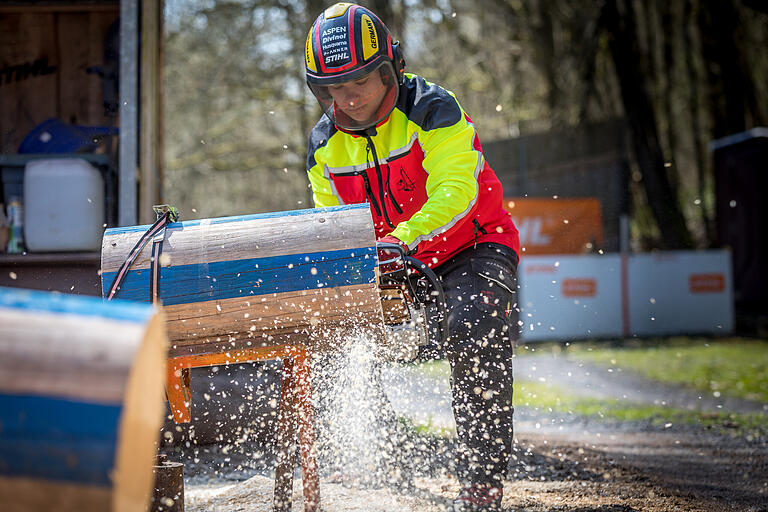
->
xmin=306 ymin=73 xmax=520 ymax=268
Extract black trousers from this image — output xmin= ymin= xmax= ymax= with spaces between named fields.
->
xmin=421 ymin=242 xmax=518 ymax=486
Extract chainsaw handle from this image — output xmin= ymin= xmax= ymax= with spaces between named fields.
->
xmin=376 ymin=243 xmax=449 ymax=347
xmin=376 ymin=241 xmax=410 ymax=267
xmin=377 ymin=242 xmax=415 ymax=299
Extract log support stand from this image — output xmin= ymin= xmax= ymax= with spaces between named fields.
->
xmin=165 ymin=344 xmax=319 ymax=512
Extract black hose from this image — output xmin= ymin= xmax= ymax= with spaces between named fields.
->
xmin=404 ymin=256 xmax=449 ymax=346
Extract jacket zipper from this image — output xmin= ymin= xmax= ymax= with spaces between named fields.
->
xmin=360 ymin=172 xmax=382 ymax=217
xmin=386 ymin=166 xmax=404 ymax=215
xmin=363 ymin=133 xmax=396 ymax=229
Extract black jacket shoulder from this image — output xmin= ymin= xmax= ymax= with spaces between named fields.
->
xmin=307 ymin=115 xmax=337 ymax=170
xmin=396 ymin=74 xmax=462 ymax=131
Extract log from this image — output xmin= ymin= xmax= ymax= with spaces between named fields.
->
xmin=0 ymin=287 xmax=168 ymax=512
xmin=100 ymin=204 xmax=385 ymax=357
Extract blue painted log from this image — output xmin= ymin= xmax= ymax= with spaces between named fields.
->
xmin=0 ymin=287 xmax=167 ymax=512
xmin=100 ymin=204 xmax=384 ymax=356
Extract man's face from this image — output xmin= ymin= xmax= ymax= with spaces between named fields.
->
xmin=328 ymin=70 xmax=389 ymax=123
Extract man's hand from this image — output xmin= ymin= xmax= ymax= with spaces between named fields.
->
xmin=377 ymin=235 xmax=409 ymax=273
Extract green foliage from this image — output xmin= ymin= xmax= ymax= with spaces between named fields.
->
xmin=163 ymin=0 xmax=317 ymax=218
xmin=398 ymin=415 xmax=456 ymax=438
xmin=406 ymin=359 xmax=452 ymax=379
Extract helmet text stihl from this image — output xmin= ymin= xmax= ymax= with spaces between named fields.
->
xmin=305 ymin=2 xmax=405 ymax=132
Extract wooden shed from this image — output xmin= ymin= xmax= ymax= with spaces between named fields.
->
xmin=0 ymin=0 xmax=163 ymax=294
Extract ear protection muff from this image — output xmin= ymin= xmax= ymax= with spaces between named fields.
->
xmin=392 ymin=41 xmax=406 ymax=84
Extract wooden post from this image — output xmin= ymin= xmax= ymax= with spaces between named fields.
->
xmin=139 ymin=0 xmax=163 ymax=224
xmin=165 ymin=362 xmax=192 ymax=423
xmin=273 ymin=356 xmax=298 ymax=512
xmin=0 ymin=286 xmax=168 ymax=512
xmin=294 ymin=347 xmax=319 ymax=512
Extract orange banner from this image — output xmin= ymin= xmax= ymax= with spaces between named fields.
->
xmin=504 ymin=197 xmax=604 ymax=255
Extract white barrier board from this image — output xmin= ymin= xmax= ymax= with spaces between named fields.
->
xmin=517 ymin=250 xmax=733 ymax=341
xmin=518 ymin=254 xmax=623 ymax=341
xmin=627 ymin=251 xmax=734 ymax=336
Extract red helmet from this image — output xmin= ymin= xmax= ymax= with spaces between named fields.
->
xmin=305 ymin=2 xmax=405 ymax=131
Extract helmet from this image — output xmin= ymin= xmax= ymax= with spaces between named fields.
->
xmin=305 ymin=2 xmax=405 ymax=131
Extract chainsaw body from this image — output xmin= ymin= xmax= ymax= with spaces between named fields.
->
xmin=376 ymin=243 xmax=448 ymax=361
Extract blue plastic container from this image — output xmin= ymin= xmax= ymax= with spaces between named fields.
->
xmin=17 ymin=118 xmax=116 ymax=154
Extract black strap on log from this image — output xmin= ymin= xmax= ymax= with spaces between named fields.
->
xmin=106 ymin=205 xmax=179 ymax=302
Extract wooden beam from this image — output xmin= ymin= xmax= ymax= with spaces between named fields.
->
xmin=0 ymin=4 xmax=119 ymax=14
xmin=139 ymin=0 xmax=163 ymax=223
xmin=101 ymin=204 xmax=387 ymax=353
xmin=119 ymin=0 xmax=138 ymax=226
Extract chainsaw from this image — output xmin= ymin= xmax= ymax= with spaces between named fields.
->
xmin=376 ymin=242 xmax=449 ymax=361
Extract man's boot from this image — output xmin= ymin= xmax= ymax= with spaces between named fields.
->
xmin=453 ymin=483 xmax=503 ymax=511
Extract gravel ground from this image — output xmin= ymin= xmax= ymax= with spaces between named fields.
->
xmin=174 ymin=349 xmax=768 ymax=511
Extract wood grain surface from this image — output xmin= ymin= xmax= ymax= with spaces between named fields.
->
xmin=101 ymin=205 xmax=387 ymax=354
xmin=0 ymin=289 xmax=167 ymax=512
xmin=101 ymin=205 xmax=376 ymax=272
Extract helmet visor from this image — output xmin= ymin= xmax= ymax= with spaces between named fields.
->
xmin=308 ymin=61 xmax=399 ymax=132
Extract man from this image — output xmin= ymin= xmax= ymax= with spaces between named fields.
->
xmin=304 ymin=3 xmax=520 ymax=510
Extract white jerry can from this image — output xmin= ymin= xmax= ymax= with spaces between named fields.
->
xmin=23 ymin=158 xmax=105 ymax=252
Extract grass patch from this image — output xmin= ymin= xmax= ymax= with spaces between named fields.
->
xmin=398 ymin=415 xmax=455 ymax=438
xmin=515 ymin=379 xmax=767 ymax=438
xmin=407 ymin=359 xmax=451 ymax=379
xmin=565 ymin=337 xmax=768 ymax=403
xmin=407 ymin=343 xmax=767 ymax=438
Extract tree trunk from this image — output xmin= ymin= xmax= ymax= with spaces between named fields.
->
xmin=577 ymin=7 xmax=605 ymax=123
xmin=683 ymin=0 xmax=715 ymax=245
xmin=522 ymin=0 xmax=559 ymax=118
xmin=602 ymin=0 xmax=692 ymax=249
xmin=300 ymin=0 xmax=326 ymax=207
xmin=661 ymin=1 xmax=678 ymax=171
xmin=698 ymin=0 xmax=755 ymax=138
xmin=369 ymin=0 xmax=405 ymax=38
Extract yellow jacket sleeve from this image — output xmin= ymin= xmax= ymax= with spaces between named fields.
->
xmin=390 ymin=116 xmax=481 ymax=247
xmin=307 ymin=164 xmax=340 ymax=208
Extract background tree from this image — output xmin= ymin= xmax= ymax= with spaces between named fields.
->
xmin=162 ymin=0 xmax=768 ymax=249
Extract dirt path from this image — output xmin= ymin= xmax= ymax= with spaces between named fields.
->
xmin=500 ymin=430 xmax=768 ymax=512
xmin=514 ymin=352 xmax=767 ymax=414
xmin=181 ymin=352 xmax=768 ymax=511
xmin=184 ymin=427 xmax=767 ymax=511
xmin=380 ymin=352 xmax=767 ymax=438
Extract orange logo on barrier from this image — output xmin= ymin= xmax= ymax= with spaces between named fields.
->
xmin=525 ymin=264 xmax=557 ymax=274
xmin=504 ymin=198 xmax=603 ymax=255
xmin=689 ymin=273 xmax=725 ymax=293
xmin=562 ymin=278 xmax=597 ymax=297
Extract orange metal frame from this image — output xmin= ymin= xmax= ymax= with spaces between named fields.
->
xmin=165 ymin=344 xmax=319 ymax=512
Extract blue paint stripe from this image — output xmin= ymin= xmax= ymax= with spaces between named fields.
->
xmin=0 ymin=287 xmax=154 ymax=323
xmin=0 ymin=439 xmax=115 ymax=487
xmin=102 ymin=247 xmax=377 ymax=305
xmin=0 ymin=394 xmax=121 ymax=486
xmin=104 ymin=204 xmax=370 ymax=236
